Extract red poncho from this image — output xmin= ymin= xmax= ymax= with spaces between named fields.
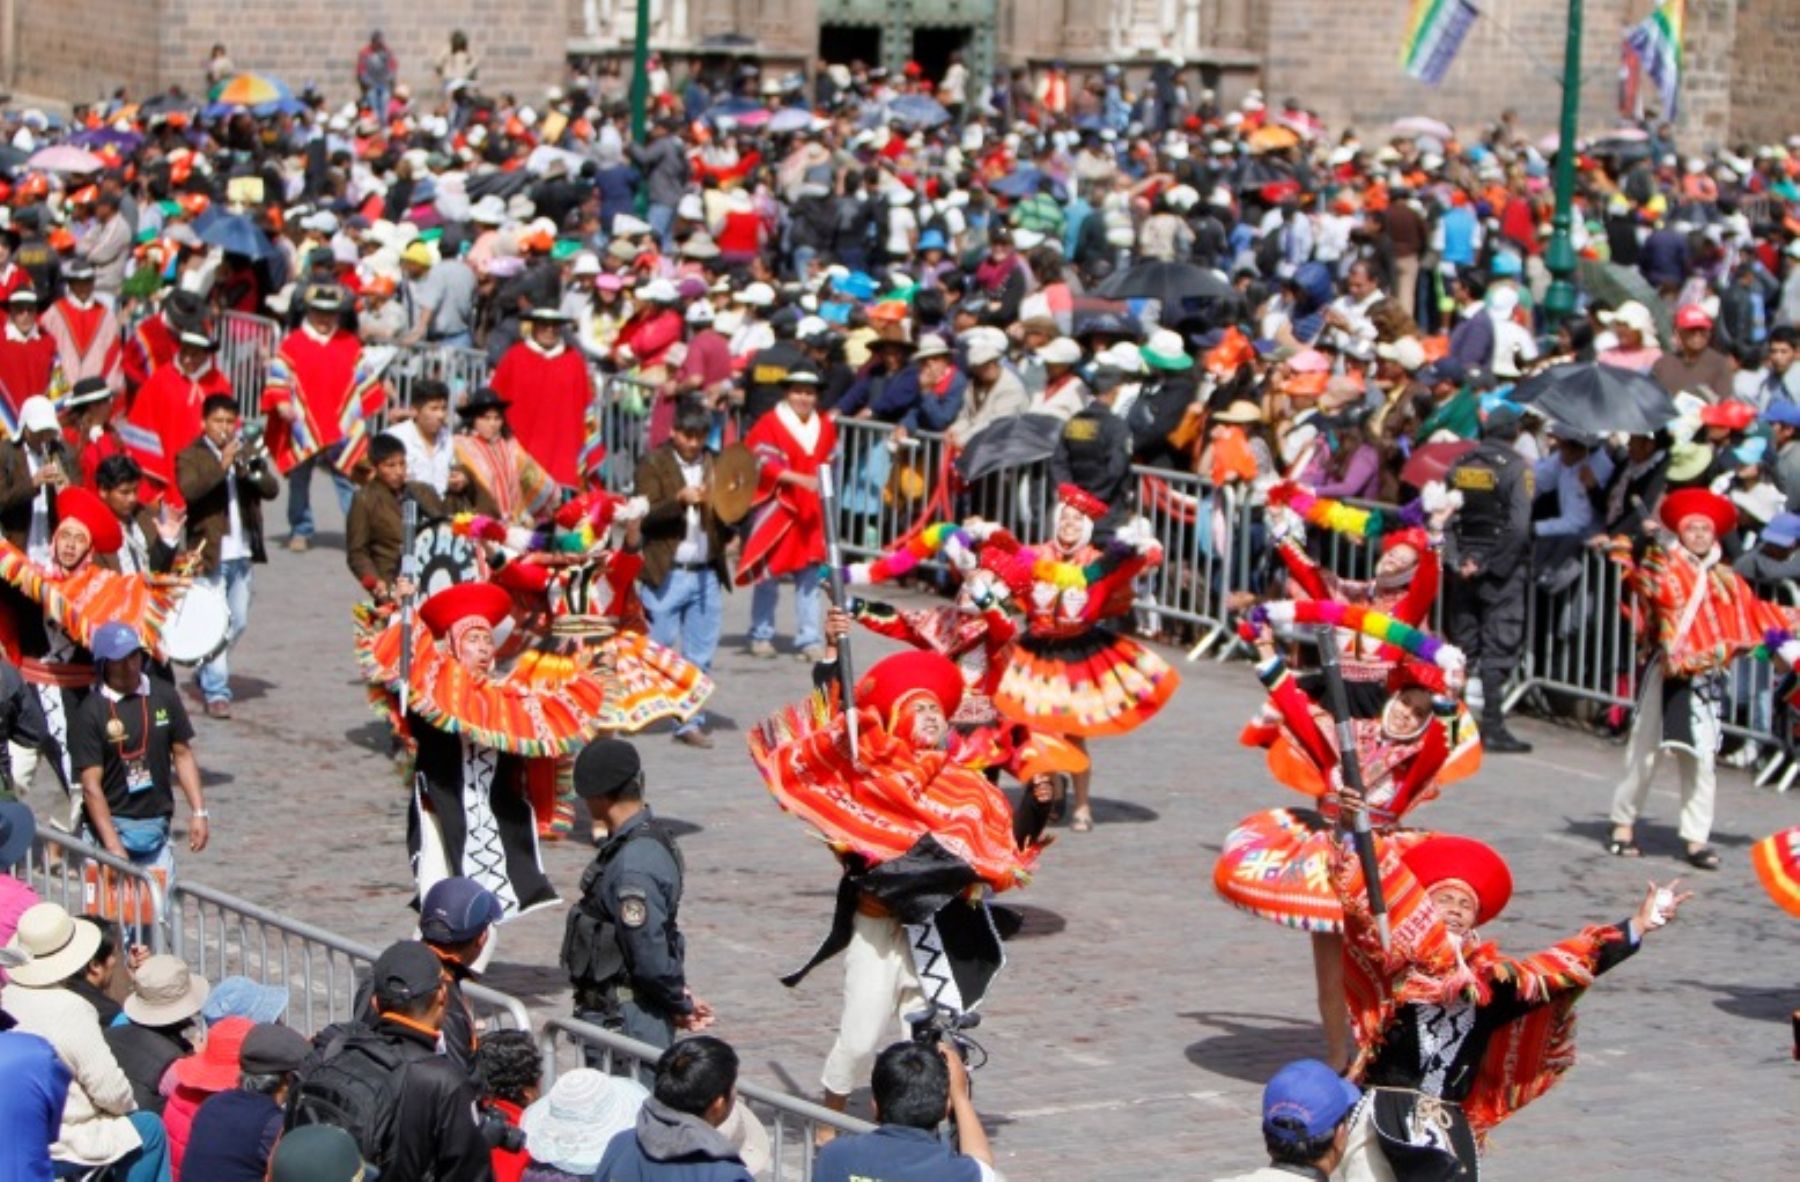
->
xmin=122 ymin=361 xmax=230 ymax=502
xmin=490 ymin=341 xmax=594 ymax=488
xmin=263 ymin=327 xmax=386 ymax=475
xmin=122 ymin=312 xmax=180 ymax=398
xmin=736 ymin=403 xmax=836 ymax=584
xmin=0 ymin=331 xmax=58 ymax=425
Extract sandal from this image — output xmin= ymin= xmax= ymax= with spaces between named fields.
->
xmin=1070 ymin=807 xmax=1094 ymax=833
xmin=1605 ymin=832 xmax=1642 ymax=858
xmin=1683 ymin=845 xmax=1721 ymax=871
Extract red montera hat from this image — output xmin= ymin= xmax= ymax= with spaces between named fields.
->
xmin=857 ymin=650 xmax=965 ymax=732
xmin=1658 ymin=488 xmax=1736 ymax=539
xmin=1402 ymin=834 xmax=1513 ymax=926
xmin=1057 ymin=483 xmax=1108 ymax=521
xmin=419 ymin=582 xmax=512 ymax=640
xmin=55 ymin=486 xmax=123 ymax=555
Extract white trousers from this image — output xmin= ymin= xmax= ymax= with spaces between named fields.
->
xmin=821 ymin=911 xmax=924 ymax=1096
xmin=1610 ymin=667 xmax=1718 ymax=846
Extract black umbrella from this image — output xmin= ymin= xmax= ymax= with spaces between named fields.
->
xmin=1511 ymin=362 xmax=1679 ymax=436
xmin=955 ymin=414 xmax=1066 ymax=482
xmin=1095 ymin=261 xmax=1233 ymax=306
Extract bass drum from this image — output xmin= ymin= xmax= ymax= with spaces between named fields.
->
xmin=159 ymin=583 xmax=232 ymax=666
xmin=411 ymin=520 xmax=484 ymax=597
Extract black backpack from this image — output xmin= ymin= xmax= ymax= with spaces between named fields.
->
xmin=286 ymin=1023 xmax=411 ymax=1170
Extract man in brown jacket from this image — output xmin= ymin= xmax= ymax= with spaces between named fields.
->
xmin=345 ymin=433 xmax=446 ymax=605
xmin=634 ymin=401 xmax=733 ymax=748
xmin=175 ymin=394 xmax=280 ymax=718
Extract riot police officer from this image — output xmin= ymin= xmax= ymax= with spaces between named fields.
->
xmin=1445 ymin=403 xmax=1535 ymax=753
xmin=560 ymin=738 xmax=713 ymax=1056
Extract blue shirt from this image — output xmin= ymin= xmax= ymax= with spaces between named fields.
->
xmin=813 ymin=1125 xmax=992 ymax=1182
xmin=1533 ymin=450 xmax=1615 ymax=537
xmin=0 ymin=1031 xmax=70 ymax=1182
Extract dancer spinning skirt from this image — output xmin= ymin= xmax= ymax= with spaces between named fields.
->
xmin=976 ymin=485 xmax=1179 ymax=737
xmin=359 ymin=582 xmax=608 ymax=921
xmin=750 ymin=650 xmax=1047 ymax=1110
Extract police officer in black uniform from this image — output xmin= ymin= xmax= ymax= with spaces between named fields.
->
xmin=560 ymin=738 xmax=713 ymax=1059
xmin=1050 ymin=361 xmax=1134 ymax=542
xmin=1444 ymin=403 xmax=1535 ymax=753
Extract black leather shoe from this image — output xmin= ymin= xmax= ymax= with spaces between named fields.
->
xmin=1482 ymin=727 xmax=1533 ymax=754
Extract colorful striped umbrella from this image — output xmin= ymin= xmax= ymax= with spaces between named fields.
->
xmin=213 ymin=73 xmax=286 ymax=108
xmin=1751 ymin=826 xmax=1800 ymax=918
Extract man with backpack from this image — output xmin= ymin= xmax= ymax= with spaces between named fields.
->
xmin=288 ymin=940 xmax=493 ymax=1181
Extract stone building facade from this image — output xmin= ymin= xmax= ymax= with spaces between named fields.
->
xmin=1 ymin=0 xmax=1792 ymax=146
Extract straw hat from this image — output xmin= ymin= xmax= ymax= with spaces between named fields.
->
xmin=124 ymin=955 xmax=211 ymax=1026
xmin=3 ymin=903 xmax=102 ymax=987
xmin=519 ymin=1069 xmax=649 ymax=1175
xmin=1213 ymin=399 xmax=1266 ymax=424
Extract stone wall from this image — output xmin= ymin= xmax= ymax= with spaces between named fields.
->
xmin=11 ymin=0 xmax=569 ymax=111
xmin=13 ymin=0 xmax=161 ymax=105
xmin=1729 ymin=0 xmax=1800 ymax=147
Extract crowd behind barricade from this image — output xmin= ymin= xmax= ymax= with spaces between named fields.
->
xmin=1 ymin=23 xmax=1800 ymax=1182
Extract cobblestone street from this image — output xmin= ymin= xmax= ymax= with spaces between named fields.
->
xmin=45 ymin=497 xmax=1799 ymax=1180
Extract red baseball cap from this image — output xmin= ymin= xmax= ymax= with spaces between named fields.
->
xmin=1674 ymin=304 xmax=1714 ymax=331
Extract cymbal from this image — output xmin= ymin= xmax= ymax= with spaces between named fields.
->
xmin=713 ymin=443 xmax=761 ymax=525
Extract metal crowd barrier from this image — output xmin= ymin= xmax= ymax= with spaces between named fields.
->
xmin=218 ymin=309 xmax=283 ymax=415
xmin=588 ymin=372 xmax=662 ymax=493
xmin=379 ymin=343 xmax=492 ymax=428
xmin=23 ymin=827 xmax=169 ymax=954
xmin=166 ymin=877 xmax=531 ymax=1036
xmin=540 ymin=1016 xmax=874 ymax=1181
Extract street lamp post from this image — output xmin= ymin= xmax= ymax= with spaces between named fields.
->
xmin=629 ymin=0 xmax=652 ymax=146
xmin=1543 ymin=0 xmax=1583 ymax=326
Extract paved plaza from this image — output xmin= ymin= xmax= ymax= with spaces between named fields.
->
xmin=56 ymin=497 xmax=1800 ymax=1179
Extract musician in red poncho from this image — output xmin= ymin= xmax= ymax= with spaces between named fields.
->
xmin=738 ymin=367 xmax=836 ymax=659
xmin=121 ymin=290 xmax=209 ymax=401
xmin=0 ymin=289 xmax=62 ymax=429
xmin=120 ymin=329 xmax=230 ymax=506
xmin=263 ymin=284 xmax=387 ymax=553
xmin=489 ymin=304 xmax=595 ymax=490
xmin=38 ymin=259 xmax=121 ymax=395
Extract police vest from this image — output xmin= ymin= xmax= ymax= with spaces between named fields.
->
xmin=1449 ymin=446 xmax=1524 ymax=546
xmin=559 ymin=818 xmax=684 ymax=989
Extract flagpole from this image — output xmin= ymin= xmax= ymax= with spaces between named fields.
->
xmin=1543 ymin=0 xmax=1583 ymax=327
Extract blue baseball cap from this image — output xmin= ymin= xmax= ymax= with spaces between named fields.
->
xmin=1261 ymin=1059 xmax=1362 ymax=1143
xmin=1763 ymin=512 xmax=1800 ymax=548
xmin=91 ymin=621 xmax=145 ymax=662
xmin=202 ymin=975 xmax=291 ymax=1024
xmin=1764 ymin=400 xmax=1800 ymax=428
xmin=419 ymin=877 xmax=504 ymax=944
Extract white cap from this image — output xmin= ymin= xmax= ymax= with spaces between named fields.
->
xmin=796 ymin=315 xmax=830 ymax=340
xmin=570 ymin=252 xmax=601 ymax=278
xmin=612 ymin=213 xmax=652 ymax=238
xmin=1013 ymin=228 xmax=1045 ymax=251
xmin=685 ymin=301 xmax=715 ymax=325
xmin=676 ymin=193 xmax=705 ymax=221
xmin=1601 ymin=300 xmax=1656 ymax=336
xmin=1097 ymin=341 xmax=1145 ymax=374
xmin=638 ymin=279 xmax=679 ymax=303
xmin=17 ymin=396 xmax=59 ymax=436
xmin=1037 ymin=337 xmax=1083 ymax=366
xmin=301 ymin=210 xmax=340 ymax=235
xmin=1375 ymin=336 xmax=1426 ymax=372
xmin=734 ymin=282 xmax=775 ymax=307
xmin=965 ymin=329 xmax=1007 ymax=367
xmin=470 ymin=195 xmax=507 ymax=225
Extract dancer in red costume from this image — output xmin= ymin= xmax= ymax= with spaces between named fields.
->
xmin=968 ymin=483 xmax=1180 ymax=831
xmin=1331 ymin=833 xmax=1689 ymax=1181
xmin=1216 ymin=618 xmax=1480 ymax=1070
xmin=357 ymin=582 xmax=609 ymax=924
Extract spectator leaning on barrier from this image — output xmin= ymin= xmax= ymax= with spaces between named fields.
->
xmin=181 ymin=1021 xmax=312 ymax=1182
xmin=2 ymin=901 xmax=173 ymax=1182
xmin=592 ymin=1035 xmax=754 ymax=1182
xmin=814 ymin=1041 xmax=1001 ymax=1182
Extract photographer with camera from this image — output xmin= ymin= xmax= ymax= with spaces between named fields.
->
xmin=814 ymin=1040 xmax=1002 ymax=1182
xmin=176 ymin=394 xmax=280 ymax=719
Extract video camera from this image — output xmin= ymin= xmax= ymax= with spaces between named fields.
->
xmin=907 ymin=1002 xmax=985 ymax=1068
